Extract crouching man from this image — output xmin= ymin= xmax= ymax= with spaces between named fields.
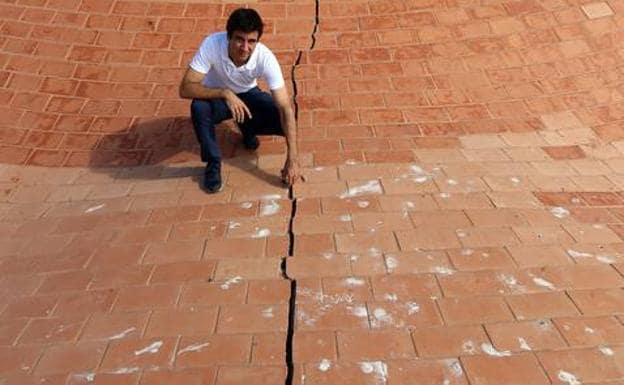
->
xmin=179 ymin=8 xmax=301 ymax=193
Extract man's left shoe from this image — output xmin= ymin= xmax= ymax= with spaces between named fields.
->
xmin=203 ymin=161 xmax=223 ymax=193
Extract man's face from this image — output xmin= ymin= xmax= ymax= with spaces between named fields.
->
xmin=228 ymin=30 xmax=259 ymax=66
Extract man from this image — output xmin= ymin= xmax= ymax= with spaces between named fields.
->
xmin=179 ymin=8 xmax=301 ymax=193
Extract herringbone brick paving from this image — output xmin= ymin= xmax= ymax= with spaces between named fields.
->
xmin=2 ymin=0 xmax=624 ymax=384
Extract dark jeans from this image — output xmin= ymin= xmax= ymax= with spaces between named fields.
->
xmin=190 ymin=87 xmax=283 ymax=163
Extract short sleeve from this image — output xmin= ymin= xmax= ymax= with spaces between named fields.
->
xmin=262 ymin=51 xmax=285 ymax=90
xmin=189 ymin=37 xmax=212 ymax=74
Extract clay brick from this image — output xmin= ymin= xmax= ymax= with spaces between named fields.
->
xmin=100 ymin=337 xmax=177 ymax=371
xmin=538 ymin=347 xmax=624 ymax=383
xmin=438 ymin=296 xmax=514 ymax=325
xmin=145 ymin=307 xmax=219 ymax=337
xmin=35 ymin=342 xmax=106 ymax=375
xmin=114 ymin=284 xmax=180 ymax=311
xmin=337 ymin=329 xmax=416 ymax=360
xmin=462 ymin=353 xmax=550 ymax=385
xmin=412 ymin=324 xmax=489 ymax=358
xmin=17 ymin=316 xmax=86 ymax=345
xmin=217 ymin=304 xmax=287 ymax=334
xmin=176 ymin=334 xmax=251 ymax=367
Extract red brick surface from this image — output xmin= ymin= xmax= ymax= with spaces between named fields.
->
xmin=3 ymin=0 xmax=624 ymax=384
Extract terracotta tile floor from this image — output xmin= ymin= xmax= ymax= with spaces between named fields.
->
xmin=3 ymin=0 xmax=624 ymax=384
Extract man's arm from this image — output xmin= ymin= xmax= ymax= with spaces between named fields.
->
xmin=271 ymin=86 xmax=302 ymax=185
xmin=179 ymin=68 xmax=251 ymax=123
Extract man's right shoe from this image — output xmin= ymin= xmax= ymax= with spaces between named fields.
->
xmin=242 ymin=134 xmax=260 ymax=151
xmin=203 ymin=161 xmax=222 ymax=193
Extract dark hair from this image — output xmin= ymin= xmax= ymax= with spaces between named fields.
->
xmin=226 ymin=8 xmax=264 ymax=39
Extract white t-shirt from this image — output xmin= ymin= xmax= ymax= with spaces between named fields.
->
xmin=189 ymin=32 xmax=285 ymax=94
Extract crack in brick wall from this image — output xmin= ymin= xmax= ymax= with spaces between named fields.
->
xmin=281 ymin=1 xmax=320 ymax=384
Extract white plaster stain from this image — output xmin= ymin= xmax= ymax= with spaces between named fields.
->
xmin=447 ymin=359 xmax=463 ymax=377
xmin=434 ymin=266 xmax=455 ymax=275
xmin=340 ymin=180 xmax=382 ymax=198
xmin=532 ymin=276 xmax=556 ymax=290
xmin=481 ymin=343 xmax=511 ymax=357
xmin=85 ymin=204 xmax=105 ymax=213
xmin=134 ymin=341 xmax=163 ymax=355
xmin=584 ymin=326 xmax=595 ymax=334
xmin=262 ymin=307 xmax=274 ymax=318
xmin=447 ymin=179 xmax=458 ymax=185
xmin=107 ymin=367 xmax=140 ymax=374
xmin=338 ymin=214 xmax=352 ymax=222
xmin=405 ymin=302 xmax=420 ymax=315
xmin=357 ymin=200 xmax=369 ymax=208
xmin=439 ymin=192 xmax=450 ymax=199
xmin=251 ymin=228 xmax=271 ymax=238
xmin=518 ymin=337 xmax=531 ymax=351
xmin=359 ymin=361 xmax=388 ymax=384
xmin=221 ymin=276 xmax=242 ymax=290
xmin=318 ymin=358 xmax=332 ymax=372
xmin=385 ymin=256 xmax=398 ymax=272
xmin=260 ymin=200 xmax=280 ymax=216
xmin=567 ymin=249 xmax=593 ymax=258
xmin=462 ymin=340 xmax=477 ymax=354
xmin=599 ymin=345 xmax=614 ymax=356
xmin=108 ymin=327 xmax=136 ymax=340
xmin=384 ymin=293 xmax=398 ymax=302
xmin=177 ymin=342 xmax=211 ymax=355
xmin=343 ymin=277 xmax=365 ymax=286
xmin=550 ymin=206 xmax=570 ymax=218
xmin=228 ymin=221 xmax=240 ymax=229
xmin=461 ymin=248 xmax=474 ymax=256
xmin=240 ymin=201 xmax=253 ymax=209
xmin=558 ymin=370 xmax=581 ymax=385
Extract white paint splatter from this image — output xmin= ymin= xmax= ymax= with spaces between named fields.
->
xmin=481 ymin=343 xmax=511 ymax=357
xmin=262 ymin=194 xmax=282 ymax=200
xmin=510 ymin=177 xmax=520 ymax=184
xmin=85 ymin=204 xmax=105 ymax=213
xmin=532 ymin=276 xmax=556 ymax=290
xmin=228 ymin=221 xmax=240 ymax=229
xmin=439 ymin=192 xmax=450 ymax=199
xmin=405 ymin=302 xmax=420 ymax=315
xmin=260 ymin=200 xmax=280 ymax=216
xmin=599 ymin=345 xmax=614 ymax=356
xmin=447 ymin=179 xmax=458 ymax=185
xmin=404 ymin=201 xmax=415 ymax=209
xmin=584 ymin=326 xmax=595 ymax=334
xmin=108 ymin=327 xmax=136 ymax=340
xmin=340 ymin=180 xmax=383 ymax=198
xmin=322 ymin=252 xmax=334 ymax=260
xmin=177 ymin=342 xmax=211 ymax=355
xmin=518 ymin=337 xmax=531 ymax=351
xmin=240 ymin=201 xmax=253 ymax=209
xmin=343 ymin=277 xmax=365 ymax=286
xmin=251 ymin=228 xmax=271 ymax=238
xmin=456 ymin=229 xmax=467 ymax=238
xmin=461 ymin=248 xmax=474 ymax=256
xmin=357 ymin=200 xmax=369 ymax=208
xmin=262 ymin=307 xmax=274 ymax=318
xmin=413 ymin=176 xmax=429 ymax=183
xmin=558 ymin=370 xmax=581 ymax=385
xmin=221 ymin=276 xmax=242 ymax=290
xmin=318 ymin=358 xmax=332 ymax=372
xmin=359 ymin=361 xmax=388 ymax=384
xmin=368 ymin=247 xmax=381 ymax=256
xmin=134 ymin=341 xmax=162 ymax=355
xmin=550 ymin=206 xmax=570 ymax=218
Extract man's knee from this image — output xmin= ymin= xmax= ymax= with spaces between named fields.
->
xmin=191 ymin=99 xmax=213 ymax=120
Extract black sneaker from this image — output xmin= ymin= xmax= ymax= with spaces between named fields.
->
xmin=242 ymin=134 xmax=260 ymax=151
xmin=203 ymin=161 xmax=222 ymax=193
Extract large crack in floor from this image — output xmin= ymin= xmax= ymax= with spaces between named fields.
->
xmin=281 ymin=1 xmax=320 ymax=384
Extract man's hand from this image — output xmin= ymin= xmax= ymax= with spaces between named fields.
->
xmin=224 ymin=89 xmax=252 ymax=123
xmin=281 ymin=157 xmax=303 ymax=186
